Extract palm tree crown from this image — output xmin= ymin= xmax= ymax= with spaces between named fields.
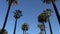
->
xmin=0 ymin=29 xmax=8 ymax=34
xmin=6 ymin=0 xmax=18 ymax=4
xmin=38 ymin=11 xmax=48 ymax=23
xmin=22 ymin=23 xmax=29 ymax=31
xmin=44 ymin=9 xmax=52 ymax=17
xmin=38 ymin=23 xmax=45 ymax=31
xmin=38 ymin=9 xmax=52 ymax=22
xmin=14 ymin=10 xmax=22 ymax=19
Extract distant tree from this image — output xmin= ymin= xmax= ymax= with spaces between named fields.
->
xmin=0 ymin=0 xmax=18 ymax=34
xmin=38 ymin=9 xmax=52 ymax=34
xmin=43 ymin=9 xmax=53 ymax=34
xmin=22 ymin=23 xmax=29 ymax=34
xmin=38 ymin=11 xmax=47 ymax=34
xmin=38 ymin=23 xmax=45 ymax=34
xmin=44 ymin=9 xmax=53 ymax=34
xmin=13 ymin=10 xmax=22 ymax=34
xmin=42 ymin=0 xmax=60 ymax=25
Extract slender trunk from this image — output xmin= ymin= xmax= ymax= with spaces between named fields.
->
xmin=51 ymin=0 xmax=60 ymax=25
xmin=45 ymin=30 xmax=46 ymax=34
xmin=48 ymin=18 xmax=53 ymax=34
xmin=23 ymin=31 xmax=24 ymax=34
xmin=0 ymin=3 xmax=11 ymax=34
xmin=13 ymin=19 xmax=17 ymax=34
xmin=25 ymin=30 xmax=26 ymax=34
xmin=44 ymin=26 xmax=46 ymax=34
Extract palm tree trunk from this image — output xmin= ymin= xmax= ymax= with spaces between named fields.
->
xmin=45 ymin=30 xmax=46 ymax=34
xmin=44 ymin=27 xmax=46 ymax=34
xmin=51 ymin=0 xmax=60 ymax=25
xmin=43 ymin=23 xmax=46 ymax=34
xmin=0 ymin=3 xmax=11 ymax=34
xmin=48 ymin=18 xmax=53 ymax=34
xmin=25 ymin=30 xmax=26 ymax=34
xmin=13 ymin=19 xmax=17 ymax=34
xmin=23 ymin=31 xmax=24 ymax=34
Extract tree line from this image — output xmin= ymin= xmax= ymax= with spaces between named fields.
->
xmin=0 ymin=0 xmax=60 ymax=34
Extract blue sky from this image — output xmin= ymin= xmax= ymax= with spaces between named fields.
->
xmin=0 ymin=0 xmax=60 ymax=34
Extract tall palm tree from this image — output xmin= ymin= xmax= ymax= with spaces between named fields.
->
xmin=44 ymin=9 xmax=53 ymax=34
xmin=0 ymin=0 xmax=18 ymax=34
xmin=22 ymin=23 xmax=29 ymax=34
xmin=42 ymin=0 xmax=60 ymax=25
xmin=38 ymin=9 xmax=53 ymax=34
xmin=38 ymin=12 xmax=47 ymax=34
xmin=13 ymin=10 xmax=22 ymax=34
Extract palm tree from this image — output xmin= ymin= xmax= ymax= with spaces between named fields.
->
xmin=38 ymin=12 xmax=47 ymax=34
xmin=38 ymin=9 xmax=53 ymax=34
xmin=42 ymin=0 xmax=60 ymax=25
xmin=0 ymin=0 xmax=18 ymax=34
xmin=44 ymin=9 xmax=53 ymax=34
xmin=22 ymin=23 xmax=29 ymax=34
xmin=38 ymin=23 xmax=45 ymax=34
xmin=13 ymin=10 xmax=22 ymax=34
